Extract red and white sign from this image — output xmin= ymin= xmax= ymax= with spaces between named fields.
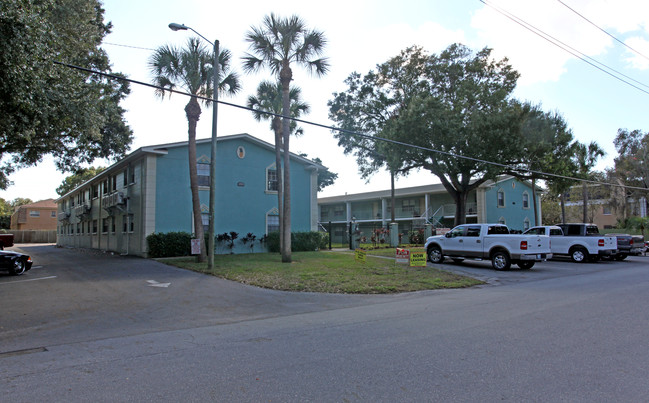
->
xmin=395 ymin=248 xmax=410 ymax=264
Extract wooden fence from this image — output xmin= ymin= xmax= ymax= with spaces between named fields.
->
xmin=5 ymin=230 xmax=57 ymax=243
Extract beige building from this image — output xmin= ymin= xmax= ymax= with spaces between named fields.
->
xmin=10 ymin=199 xmax=58 ymax=230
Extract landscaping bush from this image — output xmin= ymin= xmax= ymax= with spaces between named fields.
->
xmin=293 ymin=231 xmax=328 ymax=251
xmin=266 ymin=231 xmax=327 ymax=253
xmin=147 ymin=232 xmax=192 ymax=258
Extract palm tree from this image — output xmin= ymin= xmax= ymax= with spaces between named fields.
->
xmin=243 ymin=13 xmax=329 ymax=263
xmin=575 ymin=141 xmax=605 ymax=223
xmin=247 ymin=81 xmax=310 ymax=251
xmin=150 ymin=37 xmax=240 ymax=261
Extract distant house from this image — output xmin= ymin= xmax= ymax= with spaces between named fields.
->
xmin=10 ymin=199 xmax=58 ymax=230
xmin=55 ymin=133 xmax=324 ymax=257
xmin=559 ymin=184 xmax=647 ymax=229
xmin=318 ymin=176 xmax=541 ymax=244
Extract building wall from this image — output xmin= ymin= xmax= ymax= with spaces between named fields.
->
xmin=11 ymin=207 xmax=57 ymax=230
xmin=484 ymin=177 xmax=537 ymax=231
xmin=57 ymin=158 xmax=146 ymax=255
xmin=57 ymin=135 xmax=319 ymax=257
xmin=154 ymin=137 xmax=316 ymax=240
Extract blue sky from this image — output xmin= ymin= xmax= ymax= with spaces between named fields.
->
xmin=3 ymin=0 xmax=648 ymax=201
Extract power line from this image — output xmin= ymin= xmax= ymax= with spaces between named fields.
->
xmin=103 ymin=42 xmax=156 ymax=52
xmin=556 ymin=0 xmax=649 ymax=63
xmin=479 ymin=0 xmax=649 ymax=95
xmin=52 ymin=60 xmax=649 ymax=193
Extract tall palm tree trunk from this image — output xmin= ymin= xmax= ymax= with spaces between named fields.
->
xmin=280 ymin=65 xmax=292 ymax=262
xmin=185 ymin=99 xmax=207 ymax=262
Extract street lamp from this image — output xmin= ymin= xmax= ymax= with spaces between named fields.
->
xmin=169 ymin=23 xmax=219 ymax=270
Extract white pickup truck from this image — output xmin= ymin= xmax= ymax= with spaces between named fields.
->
xmin=425 ymin=224 xmax=552 ymax=270
xmin=523 ymin=224 xmax=617 ymax=263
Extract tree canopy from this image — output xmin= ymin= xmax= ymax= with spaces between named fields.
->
xmin=56 ymin=166 xmax=106 ymax=196
xmin=0 ymin=0 xmax=133 ymax=190
xmin=329 ymin=44 xmax=522 ymax=225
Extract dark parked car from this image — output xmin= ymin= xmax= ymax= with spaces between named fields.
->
xmin=605 ymin=234 xmax=645 ymax=260
xmin=0 ymin=250 xmax=33 ymax=275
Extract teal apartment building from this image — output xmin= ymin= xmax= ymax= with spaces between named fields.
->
xmin=56 ymin=134 xmax=324 ymax=256
xmin=318 ymin=176 xmax=541 ymax=244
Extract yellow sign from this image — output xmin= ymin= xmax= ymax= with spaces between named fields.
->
xmin=355 ymin=248 xmax=367 ymax=263
xmin=410 ymin=249 xmax=426 ymax=267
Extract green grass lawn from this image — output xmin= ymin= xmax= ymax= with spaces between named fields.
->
xmin=159 ymin=250 xmax=483 ymax=294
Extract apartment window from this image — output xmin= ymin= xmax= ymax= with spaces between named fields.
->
xmin=111 ymin=217 xmax=116 ymax=233
xmin=92 ymin=185 xmax=99 ymax=199
xmin=103 ymin=180 xmax=108 ymax=194
xmin=76 ymin=223 xmax=81 ymax=235
xmin=123 ymin=215 xmax=134 ymax=233
xmin=102 ymin=218 xmax=109 ymax=234
xmin=266 ymin=165 xmax=278 ymax=192
xmin=123 ymin=169 xmax=128 ymax=186
xmin=497 ymin=190 xmax=505 ymax=208
xmin=111 ymin=175 xmax=117 ymax=191
xmin=522 ymin=192 xmax=530 ymax=209
xmin=51 ymin=211 xmax=56 ymax=218
xmin=29 ymin=210 xmax=40 ymax=217
xmin=267 ymin=210 xmax=280 ymax=234
xmin=334 ymin=205 xmax=345 ymax=217
xmin=321 ymin=210 xmax=329 ymax=220
xmin=92 ymin=220 xmax=98 ymax=234
xmin=402 ymin=199 xmax=416 ymax=212
xmin=603 ymin=205 xmax=612 ymax=215
xmin=524 ymin=217 xmax=531 ymax=231
xmin=197 ymin=162 xmax=210 ymax=187
xmin=129 ymin=164 xmax=135 ymax=184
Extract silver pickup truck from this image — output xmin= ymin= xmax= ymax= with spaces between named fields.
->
xmin=523 ymin=224 xmax=617 ymax=263
xmin=425 ymin=224 xmax=552 ymax=270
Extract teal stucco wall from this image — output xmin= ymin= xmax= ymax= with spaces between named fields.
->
xmin=484 ymin=178 xmax=537 ymax=231
xmin=154 ymin=136 xmax=315 ymax=244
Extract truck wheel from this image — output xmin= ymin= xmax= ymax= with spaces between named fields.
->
xmin=491 ymin=251 xmax=511 ymax=270
xmin=518 ymin=262 xmax=534 ymax=270
xmin=427 ymin=246 xmax=444 ymax=264
xmin=570 ymin=247 xmax=588 ymax=263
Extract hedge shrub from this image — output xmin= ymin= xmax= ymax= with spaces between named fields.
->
xmin=266 ymin=231 xmax=328 ymax=253
xmin=146 ymin=232 xmax=192 ymax=258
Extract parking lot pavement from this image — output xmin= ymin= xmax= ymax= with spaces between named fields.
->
xmin=0 ymin=244 xmax=401 ymax=353
xmin=2 ymin=244 xmax=646 ymax=354
xmin=430 ymin=254 xmax=649 ymax=285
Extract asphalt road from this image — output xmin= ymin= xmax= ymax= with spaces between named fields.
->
xmin=2 ymin=245 xmax=649 ymax=402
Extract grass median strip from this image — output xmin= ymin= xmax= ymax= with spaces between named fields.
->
xmin=159 ymin=250 xmax=483 ymax=294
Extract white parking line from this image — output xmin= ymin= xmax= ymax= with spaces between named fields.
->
xmin=0 ymin=276 xmax=57 ymax=285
